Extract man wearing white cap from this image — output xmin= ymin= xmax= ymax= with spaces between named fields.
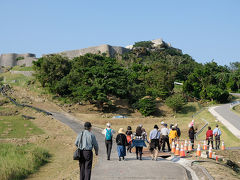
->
xmin=102 ymin=123 xmax=115 ymax=160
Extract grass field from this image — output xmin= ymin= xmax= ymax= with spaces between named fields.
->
xmin=0 ymin=115 xmax=43 ymax=138
xmin=0 ymin=72 xmax=34 ymax=87
xmin=11 ymin=66 xmax=34 ymax=71
xmin=0 ymin=143 xmax=50 ymax=180
xmin=0 ymin=104 xmax=43 ymax=138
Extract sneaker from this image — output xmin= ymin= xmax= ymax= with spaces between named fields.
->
xmin=119 ymin=157 xmax=121 ymax=161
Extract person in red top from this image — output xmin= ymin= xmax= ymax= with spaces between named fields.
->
xmin=206 ymin=126 xmax=213 ymax=149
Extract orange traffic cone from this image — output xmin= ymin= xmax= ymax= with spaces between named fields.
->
xmin=184 ymin=140 xmax=188 ymax=151
xmin=208 ymin=146 xmax=212 ymax=158
xmin=203 ymin=140 xmax=207 ymax=150
xmin=171 ymin=141 xmax=176 ymax=153
xmin=188 ymin=140 xmax=192 ymax=151
xmin=180 ymin=143 xmax=186 ymax=157
xmin=221 ymin=141 xmax=225 ymax=150
xmin=174 ymin=142 xmax=180 ymax=156
xmin=196 ymin=143 xmax=201 ymax=157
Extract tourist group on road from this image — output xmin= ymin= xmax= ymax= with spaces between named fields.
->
xmin=101 ymin=122 xmax=182 ymax=161
xmin=74 ymin=121 xmax=222 ymax=180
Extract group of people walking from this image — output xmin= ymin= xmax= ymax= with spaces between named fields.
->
xmin=102 ymin=122 xmax=182 ymax=161
xmin=74 ymin=121 xmax=222 ymax=180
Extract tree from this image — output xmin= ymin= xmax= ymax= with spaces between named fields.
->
xmin=33 ymin=54 xmax=71 ymax=94
xmin=166 ymin=94 xmax=186 ymax=113
xmin=133 ymin=41 xmax=153 ymax=49
xmin=67 ymin=54 xmax=129 ymax=110
xmin=136 ymin=97 xmax=156 ymax=116
xmin=183 ymin=61 xmax=230 ymax=102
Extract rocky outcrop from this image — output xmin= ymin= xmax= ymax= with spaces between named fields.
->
xmin=125 ymin=38 xmax=182 ymax=52
xmin=0 ymin=53 xmax=37 ymax=67
xmin=45 ymin=44 xmax=130 ymax=59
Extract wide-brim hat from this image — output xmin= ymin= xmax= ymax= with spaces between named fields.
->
xmin=118 ymin=128 xmax=125 ymax=134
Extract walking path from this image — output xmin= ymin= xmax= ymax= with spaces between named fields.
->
xmin=51 ymin=112 xmax=190 ymax=180
xmin=209 ymin=102 xmax=240 ymax=139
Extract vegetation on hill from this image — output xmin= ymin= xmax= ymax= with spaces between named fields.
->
xmin=33 ymin=40 xmax=240 ymax=115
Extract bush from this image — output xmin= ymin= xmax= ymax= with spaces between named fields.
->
xmin=16 ymin=56 xmax=24 ymax=61
xmin=136 ymin=97 xmax=156 ymax=116
xmin=166 ymin=94 xmax=186 ymax=113
xmin=133 ymin=41 xmax=153 ymax=49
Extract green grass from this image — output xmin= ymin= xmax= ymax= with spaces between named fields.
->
xmin=0 ymin=143 xmax=50 ymax=180
xmin=173 ymin=84 xmax=183 ymax=93
xmin=11 ymin=66 xmax=34 ymax=71
xmin=0 ymin=72 xmax=48 ymax=95
xmin=0 ymin=106 xmax=43 ymax=138
xmin=0 ymin=109 xmax=43 ymax=138
xmin=0 ymin=72 xmax=34 ymax=87
xmin=233 ymin=105 xmax=240 ymax=115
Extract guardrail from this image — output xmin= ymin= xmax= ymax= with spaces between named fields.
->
xmin=230 ymin=101 xmax=240 ymax=109
xmin=195 ymin=118 xmax=209 ymax=140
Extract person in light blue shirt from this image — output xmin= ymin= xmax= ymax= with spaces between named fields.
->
xmin=75 ymin=122 xmax=98 ymax=180
xmin=213 ymin=125 xmax=222 ymax=149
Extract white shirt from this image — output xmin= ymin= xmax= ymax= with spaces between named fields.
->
xmin=161 ymin=127 xmax=169 ymax=136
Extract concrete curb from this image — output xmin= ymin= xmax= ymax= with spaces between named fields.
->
xmin=208 ymin=106 xmax=240 ymax=139
xmin=167 ymin=156 xmax=215 ymax=180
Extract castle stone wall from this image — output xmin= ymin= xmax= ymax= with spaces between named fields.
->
xmin=0 ymin=53 xmax=37 ymax=67
xmin=48 ymin=44 xmax=129 ymax=59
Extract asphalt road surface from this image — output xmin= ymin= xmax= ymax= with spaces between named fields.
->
xmin=214 ymin=103 xmax=240 ymax=131
xmin=51 ymin=112 xmax=189 ymax=180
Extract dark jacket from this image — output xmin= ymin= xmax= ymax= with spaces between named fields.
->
xmin=126 ymin=130 xmax=133 ymax=136
xmin=136 ymin=127 xmax=142 ymax=136
xmin=176 ymin=127 xmax=181 ymax=137
xmin=188 ymin=127 xmax=195 ymax=139
xmin=116 ymin=133 xmax=127 ymax=146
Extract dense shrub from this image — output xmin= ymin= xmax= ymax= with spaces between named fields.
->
xmin=166 ymin=94 xmax=186 ymax=113
xmin=133 ymin=41 xmax=153 ymax=48
xmin=136 ymin=97 xmax=156 ymax=116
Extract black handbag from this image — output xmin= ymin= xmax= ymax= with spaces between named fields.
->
xmin=73 ymin=132 xmax=83 ymax=160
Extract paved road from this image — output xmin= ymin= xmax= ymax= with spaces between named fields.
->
xmin=209 ymin=100 xmax=240 ymax=139
xmin=214 ymin=104 xmax=240 ymax=131
xmin=51 ymin=112 xmax=189 ymax=180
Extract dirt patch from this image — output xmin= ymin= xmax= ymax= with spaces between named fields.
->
xmin=188 ymin=150 xmax=240 ymax=180
xmin=199 ymin=161 xmax=240 ymax=180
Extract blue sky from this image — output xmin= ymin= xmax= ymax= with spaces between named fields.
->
xmin=0 ymin=0 xmax=239 ymax=65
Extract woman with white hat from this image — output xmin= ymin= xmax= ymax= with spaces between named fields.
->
xmin=116 ymin=128 xmax=127 ymax=161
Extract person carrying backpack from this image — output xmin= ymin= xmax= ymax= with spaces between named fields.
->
xmin=126 ymin=126 xmax=133 ymax=153
xmin=213 ymin=125 xmax=222 ymax=149
xmin=102 ymin=123 xmax=115 ymax=160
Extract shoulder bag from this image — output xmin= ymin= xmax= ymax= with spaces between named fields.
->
xmin=73 ymin=131 xmax=84 ymax=160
